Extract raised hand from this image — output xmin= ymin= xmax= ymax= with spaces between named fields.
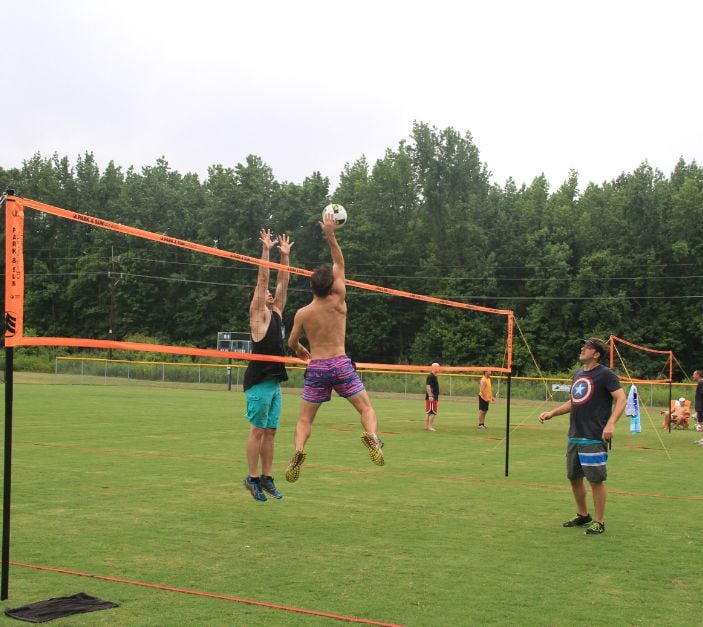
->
xmin=319 ymin=211 xmax=339 ymax=236
xmin=259 ymin=228 xmax=278 ymax=251
xmin=278 ymin=233 xmax=293 ymax=256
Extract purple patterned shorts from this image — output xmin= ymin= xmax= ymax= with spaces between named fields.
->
xmin=302 ymin=355 xmax=365 ymax=403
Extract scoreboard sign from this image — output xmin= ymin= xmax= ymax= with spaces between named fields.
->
xmin=217 ymin=331 xmax=252 ymax=353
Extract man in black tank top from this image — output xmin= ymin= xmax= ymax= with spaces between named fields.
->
xmin=242 ymin=229 xmax=297 ymax=502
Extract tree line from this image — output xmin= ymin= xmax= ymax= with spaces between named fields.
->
xmin=1 ymin=122 xmax=701 ymax=377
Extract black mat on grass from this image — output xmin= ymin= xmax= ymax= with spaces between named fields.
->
xmin=5 ymin=592 xmax=118 ymax=623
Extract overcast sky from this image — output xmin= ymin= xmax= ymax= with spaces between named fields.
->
xmin=4 ymin=0 xmax=701 ymax=192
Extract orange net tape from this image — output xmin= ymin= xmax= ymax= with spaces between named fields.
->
xmin=610 ymin=334 xmax=673 ymax=355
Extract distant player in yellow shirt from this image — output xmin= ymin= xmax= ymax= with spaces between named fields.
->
xmin=478 ymin=370 xmax=495 ymax=429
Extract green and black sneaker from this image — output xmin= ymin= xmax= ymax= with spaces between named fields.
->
xmin=584 ymin=521 xmax=605 ymax=535
xmin=562 ymin=513 xmax=593 ymax=528
xmin=360 ymin=432 xmax=385 ymax=466
xmin=285 ymin=450 xmax=307 ymax=483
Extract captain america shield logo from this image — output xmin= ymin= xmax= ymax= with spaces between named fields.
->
xmin=571 ymin=376 xmax=594 ymax=405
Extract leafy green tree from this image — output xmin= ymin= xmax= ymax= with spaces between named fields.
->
xmin=409 ymin=122 xmax=490 ymax=269
xmin=3 ymin=132 xmax=703 ymax=375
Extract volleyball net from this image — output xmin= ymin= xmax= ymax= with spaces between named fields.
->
xmin=1 ymin=193 xmax=521 ymax=600
xmin=4 ymin=194 xmax=515 ymax=374
xmin=609 ymin=335 xmax=673 ymax=383
xmin=609 ymin=334 xmax=678 ymax=449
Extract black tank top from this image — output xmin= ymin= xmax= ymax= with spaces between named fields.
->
xmin=243 ymin=310 xmax=288 ymax=390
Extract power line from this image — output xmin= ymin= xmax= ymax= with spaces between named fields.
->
xmin=23 ymin=256 xmax=703 ymax=283
xmin=16 ymin=270 xmax=703 ymax=300
xmin=23 ymin=249 xmax=703 ymax=273
xmin=350 ymin=273 xmax=703 ymax=282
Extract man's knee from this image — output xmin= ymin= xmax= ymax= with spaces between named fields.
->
xmin=347 ymin=390 xmax=372 ymax=411
xmin=249 ymin=425 xmax=266 ymax=439
xmin=299 ymin=402 xmax=320 ymax=424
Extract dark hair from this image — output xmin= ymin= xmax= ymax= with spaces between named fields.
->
xmin=311 ymin=264 xmax=334 ymax=297
xmin=583 ymin=337 xmax=608 ymax=361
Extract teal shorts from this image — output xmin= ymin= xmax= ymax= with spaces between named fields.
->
xmin=244 ymin=379 xmax=282 ymax=429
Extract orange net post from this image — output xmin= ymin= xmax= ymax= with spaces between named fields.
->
xmin=4 ymin=196 xmax=25 ymax=347
xmin=506 ymin=313 xmax=514 ymax=372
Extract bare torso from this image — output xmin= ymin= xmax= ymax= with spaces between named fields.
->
xmin=297 ymin=293 xmax=347 ymax=359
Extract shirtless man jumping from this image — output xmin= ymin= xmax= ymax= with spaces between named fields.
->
xmin=285 ymin=211 xmax=384 ymax=482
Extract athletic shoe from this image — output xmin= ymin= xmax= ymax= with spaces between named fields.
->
xmin=260 ymin=475 xmax=283 ymax=499
xmin=360 ymin=432 xmax=385 ymax=466
xmin=695 ymin=439 xmax=703 ymax=446
xmin=584 ymin=521 xmax=605 ymax=535
xmin=478 ymin=424 xmax=487 ymax=429
xmin=562 ymin=513 xmax=592 ymax=527
xmin=285 ymin=450 xmax=307 ymax=483
xmin=243 ymin=476 xmax=267 ymax=502
xmin=425 ymin=427 xmax=436 ymax=432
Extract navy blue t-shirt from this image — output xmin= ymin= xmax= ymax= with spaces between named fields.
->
xmin=569 ymin=364 xmax=621 ymax=440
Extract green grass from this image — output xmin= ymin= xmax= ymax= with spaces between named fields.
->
xmin=1 ymin=379 xmax=700 ymax=625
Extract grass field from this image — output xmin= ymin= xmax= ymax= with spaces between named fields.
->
xmin=0 ymin=379 xmax=701 ymax=626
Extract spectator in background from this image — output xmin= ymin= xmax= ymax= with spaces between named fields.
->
xmin=425 ymin=362 xmax=440 ymax=431
xmin=694 ymin=370 xmax=703 ymax=444
xmin=660 ymin=397 xmax=690 ymax=429
xmin=477 ymin=370 xmax=495 ymax=429
xmin=694 ymin=370 xmax=703 ymax=434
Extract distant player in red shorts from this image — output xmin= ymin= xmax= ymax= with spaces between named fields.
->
xmin=285 ymin=212 xmax=384 ymax=482
xmin=425 ymin=363 xmax=440 ymax=431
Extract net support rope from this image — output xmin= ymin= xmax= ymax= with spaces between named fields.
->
xmin=610 ymin=339 xmax=672 ymax=459
xmin=487 ymin=317 xmax=554 ymax=450
xmin=672 ymin=354 xmax=691 ymax=381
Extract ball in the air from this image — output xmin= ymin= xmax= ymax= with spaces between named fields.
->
xmin=322 ymin=203 xmax=347 ymax=226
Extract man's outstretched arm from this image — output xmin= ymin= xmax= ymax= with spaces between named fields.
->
xmin=250 ymin=229 xmax=276 ymax=336
xmin=273 ymin=233 xmax=292 ymax=313
xmin=320 ymin=212 xmax=345 ymax=297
